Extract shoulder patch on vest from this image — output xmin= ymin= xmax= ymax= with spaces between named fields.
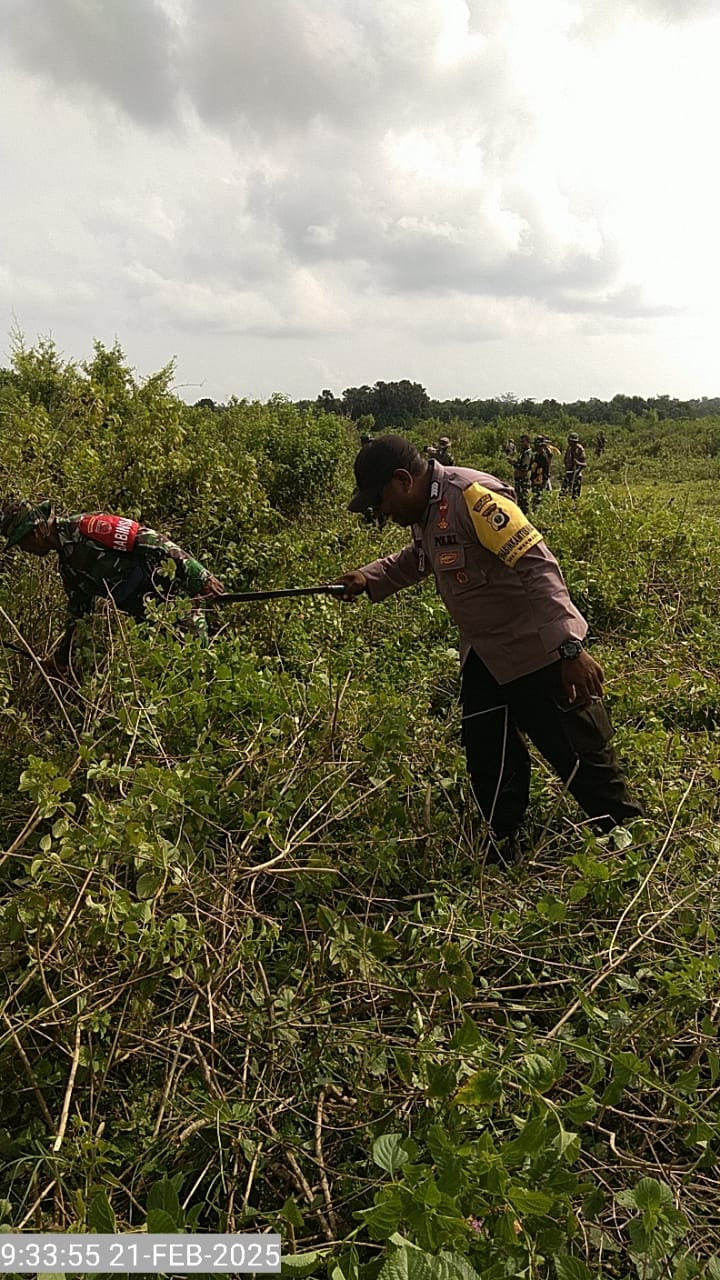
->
xmin=462 ymin=483 xmax=543 ymax=566
xmin=78 ymin=514 xmax=139 ymax=552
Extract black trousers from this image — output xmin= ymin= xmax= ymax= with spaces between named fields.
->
xmin=461 ymin=650 xmax=643 ymax=838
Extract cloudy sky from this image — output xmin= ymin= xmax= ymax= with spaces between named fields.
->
xmin=1 ymin=0 xmax=718 ymax=404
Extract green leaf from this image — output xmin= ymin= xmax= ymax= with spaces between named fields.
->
xmin=378 ymin=1247 xmax=434 ymax=1280
xmin=521 ymin=1053 xmax=557 ymax=1093
xmin=553 ymin=1124 xmax=580 ymax=1161
xmin=554 ymin=1259 xmax=592 ymax=1280
xmin=427 ymin=1062 xmax=458 ymax=1098
xmin=280 ymin=1196 xmax=305 ymax=1228
xmin=568 ymin=882 xmax=589 ymax=903
xmin=145 ymin=1207 xmax=179 ymax=1233
xmin=662 ymin=1206 xmax=689 ymax=1239
xmin=373 ymin=1133 xmax=411 ymax=1174
xmin=454 ymin=1069 xmax=501 ymax=1107
xmin=627 ymin=1217 xmax=651 ymax=1253
xmin=364 ymin=926 xmax=398 ymax=959
xmin=281 ymin=1251 xmax=324 ymax=1277
xmin=507 ymin=1185 xmax=554 ymax=1216
xmin=615 ymin=1189 xmax=637 ymax=1210
xmin=537 ymin=895 xmax=567 ymax=923
xmin=136 ymin=871 xmax=163 ymax=899
xmin=147 ymin=1176 xmax=181 ymax=1220
xmin=582 ymin=1187 xmax=605 ymax=1220
xmin=632 ymin=1177 xmax=674 ymax=1211
xmin=431 ymin=1253 xmax=483 ymax=1280
xmin=597 ymin=826 xmax=632 ymax=851
xmin=332 ymin=1245 xmax=359 ymax=1280
xmin=449 ymin=1016 xmax=482 ymax=1052
xmin=355 ymin=1196 xmax=403 ymax=1240
xmin=86 ymin=1188 xmax=116 ymax=1233
xmin=394 ymin=1049 xmax=414 ymax=1085
xmin=502 ymin=1116 xmax=548 ymax=1165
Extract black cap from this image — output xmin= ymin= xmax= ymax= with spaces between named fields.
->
xmin=348 ymin=434 xmax=421 ymax=513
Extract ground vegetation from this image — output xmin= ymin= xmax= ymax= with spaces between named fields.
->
xmin=1 ymin=340 xmax=720 ymax=1278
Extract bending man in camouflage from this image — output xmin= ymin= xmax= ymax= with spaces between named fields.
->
xmin=1 ymin=500 xmax=223 ymax=673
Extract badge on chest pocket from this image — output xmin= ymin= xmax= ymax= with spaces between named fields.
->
xmin=436 ymin=547 xmax=465 ymax=571
xmin=436 ymin=545 xmax=489 ymax=593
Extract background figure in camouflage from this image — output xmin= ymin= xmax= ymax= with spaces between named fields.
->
xmin=512 ymin=433 xmax=533 ymax=513
xmin=561 ymin=433 xmax=587 ymax=499
xmin=530 ymin=437 xmax=550 ymax=508
xmin=0 ymin=499 xmax=223 ymax=673
xmin=434 ymin=436 xmax=455 ymax=466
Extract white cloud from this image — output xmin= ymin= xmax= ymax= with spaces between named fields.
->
xmin=0 ymin=0 xmax=718 ymax=399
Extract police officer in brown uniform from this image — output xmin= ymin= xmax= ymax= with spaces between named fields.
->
xmin=337 ymin=435 xmax=642 ymax=862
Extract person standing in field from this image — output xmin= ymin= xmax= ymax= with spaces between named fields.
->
xmin=0 ymin=499 xmax=223 ymax=674
xmin=561 ymin=433 xmax=587 ymax=499
xmin=530 ymin=437 xmax=550 ymax=508
xmin=595 ymin=431 xmax=607 ymax=457
xmin=336 ymin=435 xmax=643 ymax=864
xmin=435 ymin=436 xmax=455 ymax=466
xmin=542 ymin=435 xmax=561 ymax=488
xmin=512 ymin=434 xmax=533 ymax=513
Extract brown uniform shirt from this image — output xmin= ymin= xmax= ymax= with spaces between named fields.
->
xmin=359 ymin=464 xmax=587 ymax=684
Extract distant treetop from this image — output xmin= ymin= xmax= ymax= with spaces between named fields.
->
xmin=306 ymin=385 xmax=720 ymax=427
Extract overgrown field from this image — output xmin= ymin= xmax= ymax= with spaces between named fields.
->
xmin=2 ymin=341 xmax=720 ymax=1279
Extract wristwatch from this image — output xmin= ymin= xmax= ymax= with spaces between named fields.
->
xmin=558 ymin=638 xmax=584 ymax=660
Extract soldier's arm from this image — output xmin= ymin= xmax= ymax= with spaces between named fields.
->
xmin=134 ymin=529 xmax=221 ymax=596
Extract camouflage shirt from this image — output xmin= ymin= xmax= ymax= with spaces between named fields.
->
xmin=49 ymin=515 xmax=213 ymax=659
xmin=513 ymin=445 xmax=533 ymax=480
xmin=55 ymin=514 xmax=211 ymax=621
xmin=435 ymin=446 xmax=455 ymax=466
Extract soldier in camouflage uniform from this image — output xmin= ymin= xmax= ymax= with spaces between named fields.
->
xmin=512 ymin=433 xmax=533 ymax=513
xmin=0 ymin=499 xmax=223 ymax=673
xmin=530 ymin=437 xmax=550 ymax=509
xmin=434 ymin=436 xmax=455 ymax=466
xmin=561 ymin=433 xmax=586 ymax=499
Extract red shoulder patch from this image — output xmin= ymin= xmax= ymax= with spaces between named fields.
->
xmin=78 ymin=514 xmax=139 ymax=552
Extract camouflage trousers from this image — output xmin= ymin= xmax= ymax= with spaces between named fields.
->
xmin=513 ymin=477 xmax=530 ymax=513
xmin=561 ymin=468 xmax=583 ymax=499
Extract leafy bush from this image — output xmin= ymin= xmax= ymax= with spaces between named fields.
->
xmin=1 ymin=338 xmax=720 ymax=1276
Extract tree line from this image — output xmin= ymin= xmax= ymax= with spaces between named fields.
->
xmin=291 ymin=382 xmax=720 ymax=430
